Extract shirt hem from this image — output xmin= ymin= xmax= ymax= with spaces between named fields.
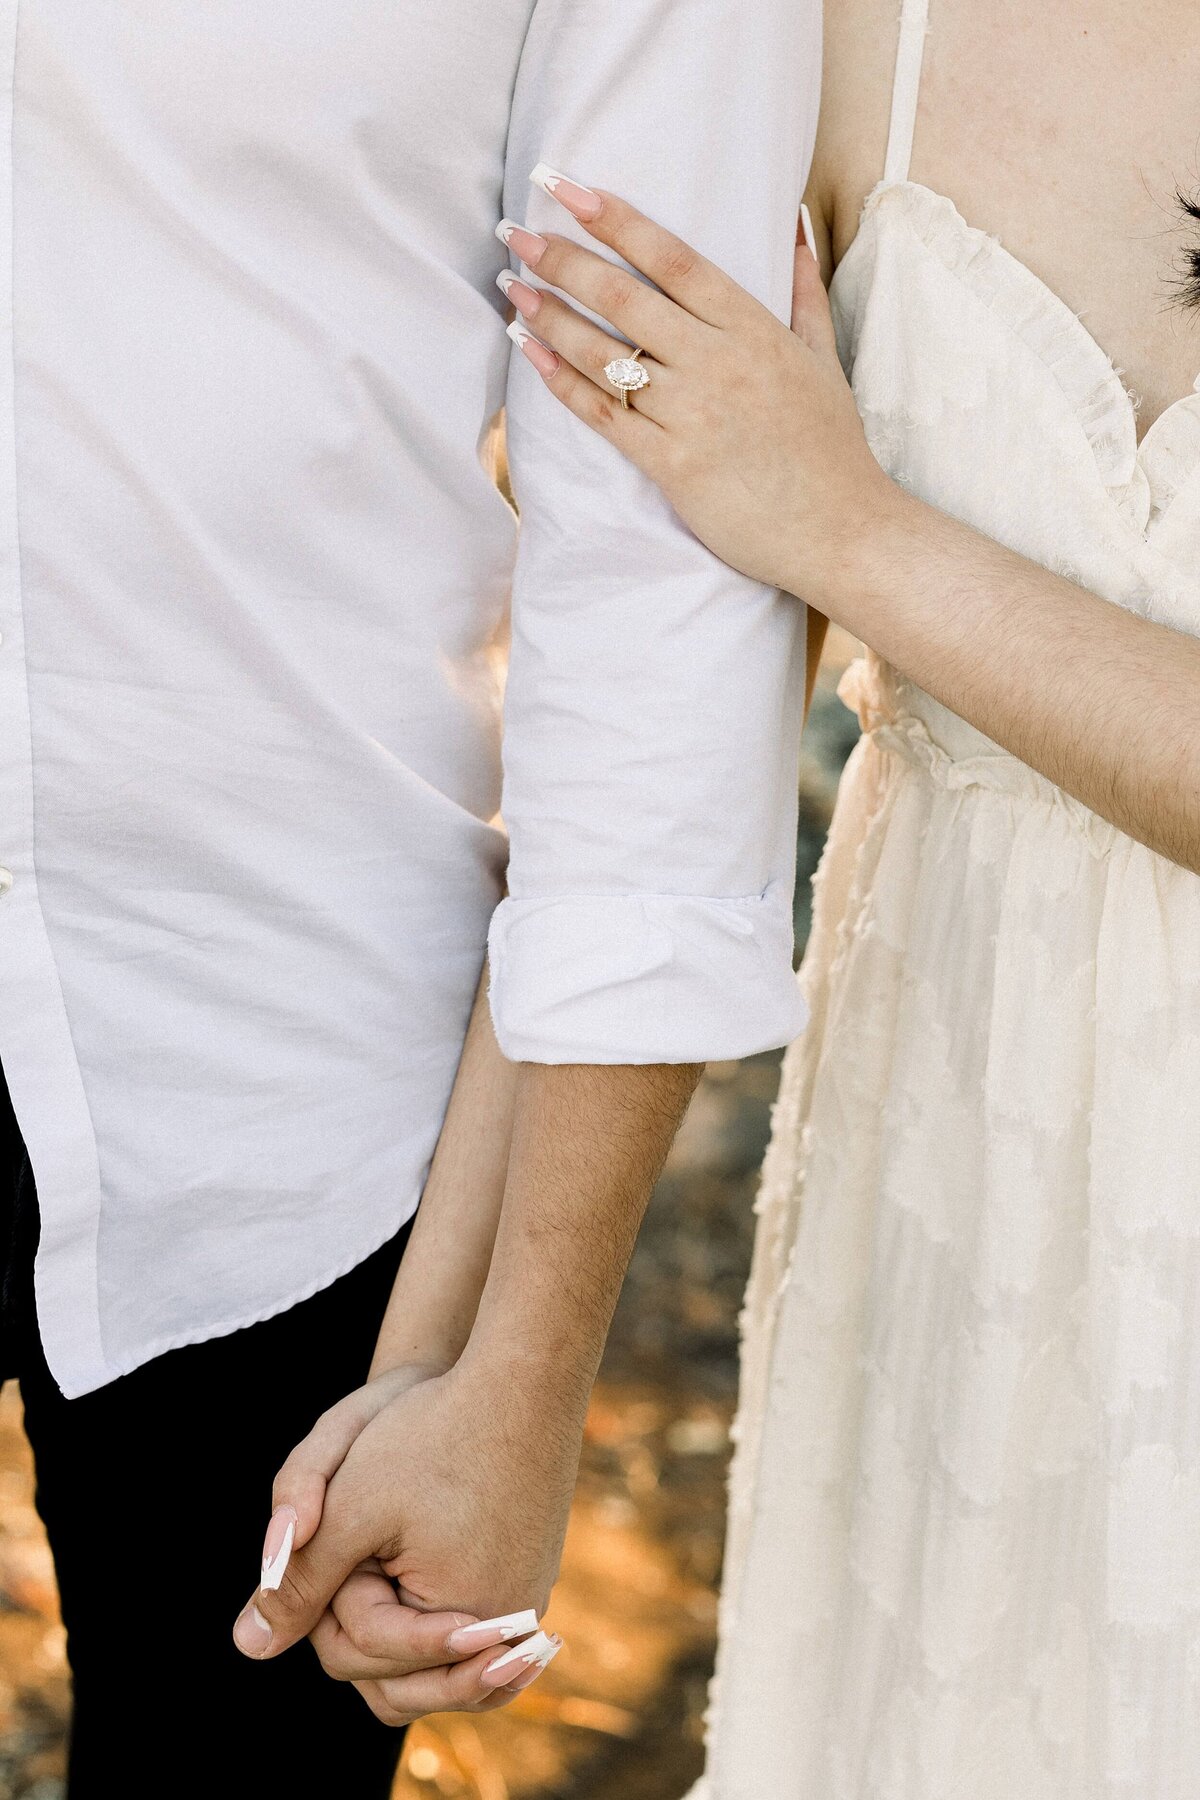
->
xmin=48 ymin=1195 xmax=421 ymax=1400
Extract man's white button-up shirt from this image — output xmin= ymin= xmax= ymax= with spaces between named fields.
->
xmin=0 ymin=0 xmax=820 ymax=1396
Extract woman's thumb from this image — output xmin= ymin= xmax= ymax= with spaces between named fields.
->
xmin=791 ymin=206 xmax=838 ymax=356
xmin=267 ymin=1386 xmax=382 ymax=1562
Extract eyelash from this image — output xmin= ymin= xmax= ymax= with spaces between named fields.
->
xmin=1173 ymin=188 xmax=1200 ymax=310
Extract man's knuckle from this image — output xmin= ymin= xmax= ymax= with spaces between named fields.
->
xmin=315 ymin=1646 xmax=352 ymax=1682
xmin=353 ymin=1617 xmax=393 ymax=1662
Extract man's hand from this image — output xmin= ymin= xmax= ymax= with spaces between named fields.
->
xmin=232 ymin=1359 xmax=576 ymax=1725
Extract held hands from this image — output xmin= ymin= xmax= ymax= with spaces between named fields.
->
xmin=232 ymin=1357 xmax=575 ymax=1725
xmin=497 ymin=172 xmax=904 ymax=605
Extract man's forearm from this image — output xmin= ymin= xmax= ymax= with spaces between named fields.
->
xmin=459 ymin=1061 xmax=702 ymax=1419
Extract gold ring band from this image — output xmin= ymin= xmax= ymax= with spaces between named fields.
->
xmin=622 ymin=348 xmax=645 ymax=410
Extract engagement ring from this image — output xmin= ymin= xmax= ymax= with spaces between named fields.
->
xmin=604 ymin=349 xmax=650 ymax=409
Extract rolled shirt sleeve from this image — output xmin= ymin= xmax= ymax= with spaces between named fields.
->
xmin=488 ymin=0 xmax=823 ymax=1064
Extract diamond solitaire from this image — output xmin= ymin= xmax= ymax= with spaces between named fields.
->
xmin=604 ymin=355 xmax=650 ymax=395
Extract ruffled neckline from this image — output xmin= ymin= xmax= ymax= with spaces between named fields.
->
xmin=831 ymin=181 xmax=1200 ymax=547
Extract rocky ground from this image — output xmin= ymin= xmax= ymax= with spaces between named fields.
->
xmin=0 ymin=640 xmax=860 ymax=1800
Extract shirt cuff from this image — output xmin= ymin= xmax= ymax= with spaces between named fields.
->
xmin=486 ymin=883 xmax=808 ymax=1065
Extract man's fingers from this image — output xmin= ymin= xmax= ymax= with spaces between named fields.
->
xmin=530 ymin=168 xmax=737 ymax=326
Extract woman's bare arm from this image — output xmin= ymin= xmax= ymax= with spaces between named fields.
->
xmin=827 ymin=493 xmax=1200 ymax=873
xmin=369 ymin=962 xmax=517 ymax=1378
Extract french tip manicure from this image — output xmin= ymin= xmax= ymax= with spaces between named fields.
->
xmin=495 ymin=218 xmax=517 ymax=247
xmin=260 ymin=1507 xmax=296 ymax=1593
xmin=529 ymin=162 xmax=602 ymax=218
xmin=505 ymin=319 xmax=558 ymax=376
xmin=507 ymin=1633 xmax=563 ymax=1690
xmin=484 ymin=1626 xmax=556 ymax=1676
xmin=800 ymin=202 xmax=818 ymax=261
xmin=451 ymin=1606 xmax=539 ymax=1647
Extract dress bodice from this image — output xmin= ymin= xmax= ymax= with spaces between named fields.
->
xmin=830 ymin=179 xmax=1200 ymax=773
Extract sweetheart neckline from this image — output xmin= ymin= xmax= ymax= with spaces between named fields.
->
xmin=830 ymin=179 xmax=1200 ymax=465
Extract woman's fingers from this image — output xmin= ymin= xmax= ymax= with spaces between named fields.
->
xmin=264 ymin=1365 xmax=431 ymax=1575
xmin=266 ymin=1390 xmax=378 ymax=1567
xmin=351 ymin=1631 xmax=564 ymax=1727
xmin=498 ymin=275 xmax=670 ymax=422
xmin=529 ymin=167 xmax=739 ymax=326
xmin=506 ymin=324 xmax=664 ymax=470
xmin=498 ymin=218 xmax=689 ymax=363
xmin=313 ymin=1565 xmax=539 ymax=1683
xmin=791 ymin=230 xmax=839 ymax=359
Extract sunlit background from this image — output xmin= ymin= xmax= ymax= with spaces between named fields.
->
xmin=0 ymin=586 xmax=860 ymax=1798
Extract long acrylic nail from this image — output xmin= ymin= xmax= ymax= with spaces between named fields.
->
xmin=530 ymin=163 xmax=603 ymax=222
xmin=260 ymin=1505 xmax=296 ymax=1593
xmin=496 ymin=270 xmax=543 ymax=316
xmin=508 ymin=1635 xmax=563 ymax=1691
xmin=233 ymin=1603 xmax=274 ymax=1657
xmin=448 ymin=1607 xmax=539 ymax=1654
xmin=480 ymin=1627 xmax=559 ymax=1689
xmin=506 ymin=321 xmax=559 ymax=378
xmin=496 ymin=219 xmax=549 ymax=267
xmin=800 ymin=202 xmax=818 ymax=262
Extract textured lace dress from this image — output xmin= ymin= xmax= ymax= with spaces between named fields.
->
xmin=688 ymin=3 xmax=1200 ymax=1796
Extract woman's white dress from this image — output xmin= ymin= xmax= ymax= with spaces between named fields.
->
xmin=689 ymin=3 xmax=1200 ymax=1795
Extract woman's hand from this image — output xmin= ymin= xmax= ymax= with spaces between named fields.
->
xmin=232 ymin=1357 xmax=571 ymax=1726
xmin=497 ymin=179 xmax=902 ymax=603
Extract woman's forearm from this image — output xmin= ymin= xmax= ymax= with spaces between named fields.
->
xmin=816 ymin=488 xmax=1200 ymax=874
xmin=369 ymin=962 xmax=518 ymax=1378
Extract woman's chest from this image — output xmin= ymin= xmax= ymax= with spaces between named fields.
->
xmin=904 ymin=0 xmax=1200 ymax=442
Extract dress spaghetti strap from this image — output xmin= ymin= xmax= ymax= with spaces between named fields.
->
xmin=883 ymin=0 xmax=931 ymax=185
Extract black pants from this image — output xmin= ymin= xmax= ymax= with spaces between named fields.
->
xmin=0 ymin=1063 xmax=409 ymax=1797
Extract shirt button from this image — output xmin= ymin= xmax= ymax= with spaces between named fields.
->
xmin=0 ymin=868 xmax=12 ymax=896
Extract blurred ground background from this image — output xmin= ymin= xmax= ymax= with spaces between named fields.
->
xmin=0 ymin=632 xmax=860 ymax=1800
